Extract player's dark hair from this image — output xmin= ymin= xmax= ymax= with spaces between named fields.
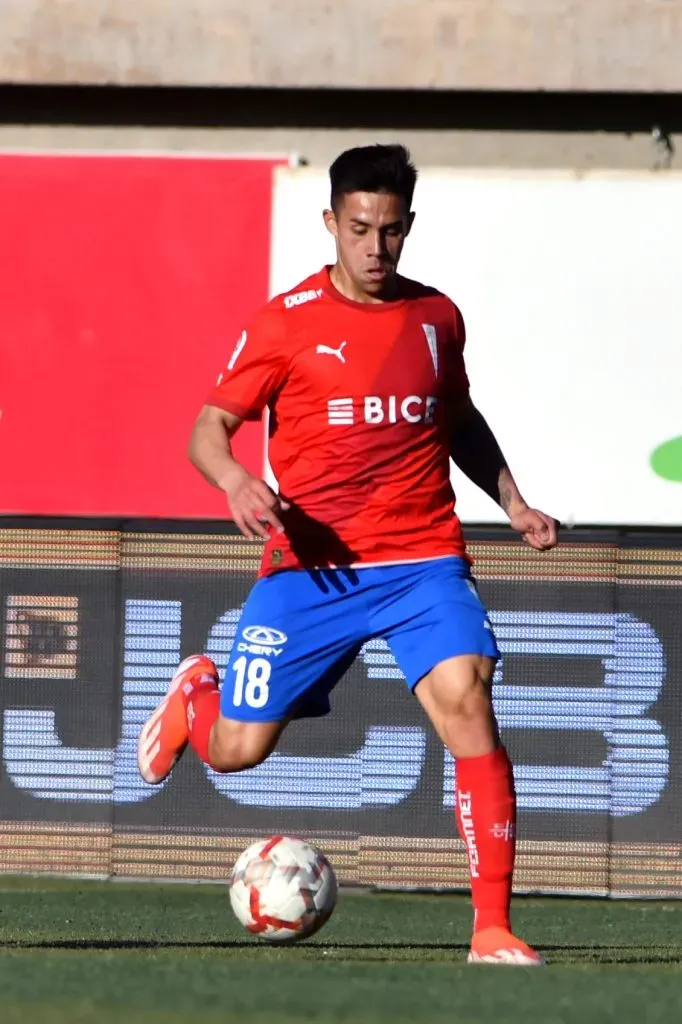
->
xmin=329 ymin=144 xmax=417 ymax=212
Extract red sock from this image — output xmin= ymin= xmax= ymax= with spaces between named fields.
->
xmin=455 ymin=745 xmax=516 ymax=933
xmin=185 ymin=684 xmax=220 ymax=766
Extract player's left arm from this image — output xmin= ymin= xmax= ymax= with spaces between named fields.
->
xmin=448 ymin=395 xmax=559 ymax=551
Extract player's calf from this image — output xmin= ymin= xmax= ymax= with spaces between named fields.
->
xmin=415 ymin=656 xmax=518 ymax=939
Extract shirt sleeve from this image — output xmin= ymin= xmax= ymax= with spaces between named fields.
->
xmin=444 ymin=300 xmax=470 ymax=398
xmin=206 ymin=305 xmax=288 ymax=421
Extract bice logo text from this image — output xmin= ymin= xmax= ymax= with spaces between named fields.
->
xmin=328 ymin=395 xmax=437 ymax=426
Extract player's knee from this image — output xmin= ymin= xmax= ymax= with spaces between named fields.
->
xmin=448 ymin=677 xmax=492 ymax=723
xmin=209 ymin=741 xmax=270 ymax=774
xmin=427 ymin=658 xmax=494 ymax=723
xmin=209 ymin=726 xmax=275 ymax=774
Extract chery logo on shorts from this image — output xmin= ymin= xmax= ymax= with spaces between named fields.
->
xmin=327 ymin=395 xmax=437 ymax=427
xmin=238 ymin=625 xmax=288 ymax=657
xmin=242 ymin=626 xmax=288 ymax=646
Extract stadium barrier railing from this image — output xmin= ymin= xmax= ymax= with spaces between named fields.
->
xmin=1 ymin=518 xmax=680 ymax=898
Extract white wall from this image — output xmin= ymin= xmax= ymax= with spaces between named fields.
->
xmin=271 ymin=168 xmax=682 ymax=526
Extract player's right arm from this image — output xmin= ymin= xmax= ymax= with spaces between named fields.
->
xmin=188 ymin=306 xmax=289 ymax=541
xmin=188 ymin=406 xmax=288 ymax=540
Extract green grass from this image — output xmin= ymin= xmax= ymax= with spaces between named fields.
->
xmin=0 ymin=877 xmax=680 ymax=1023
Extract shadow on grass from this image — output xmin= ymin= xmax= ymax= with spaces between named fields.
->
xmin=541 ymin=945 xmax=682 ymax=965
xmin=1 ymin=939 xmax=469 ymax=952
xmin=1 ymin=940 xmax=680 ymax=964
xmin=1 ymin=939 xmax=259 ymax=950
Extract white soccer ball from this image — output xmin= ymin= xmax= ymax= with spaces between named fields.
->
xmin=229 ymin=835 xmax=337 ymax=943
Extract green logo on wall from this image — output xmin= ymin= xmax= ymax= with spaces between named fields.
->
xmin=650 ymin=436 xmax=682 ymax=483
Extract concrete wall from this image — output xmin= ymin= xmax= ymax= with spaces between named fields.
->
xmin=0 ymin=124 xmax=676 ymax=173
xmin=1 ymin=0 xmax=681 ymax=92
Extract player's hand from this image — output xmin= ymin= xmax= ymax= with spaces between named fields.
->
xmin=219 ymin=465 xmax=290 ymax=541
xmin=509 ymin=506 xmax=559 ymax=551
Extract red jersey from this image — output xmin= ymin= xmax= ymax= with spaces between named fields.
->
xmin=207 ymin=267 xmax=470 ymax=575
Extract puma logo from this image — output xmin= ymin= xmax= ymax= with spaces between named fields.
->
xmin=316 ymin=341 xmax=347 ymax=363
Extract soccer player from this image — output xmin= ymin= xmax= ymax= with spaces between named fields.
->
xmin=138 ymin=145 xmax=558 ymax=965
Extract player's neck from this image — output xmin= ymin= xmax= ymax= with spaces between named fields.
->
xmin=329 ymin=263 xmax=399 ymax=304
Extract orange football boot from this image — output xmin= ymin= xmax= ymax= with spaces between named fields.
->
xmin=468 ymin=927 xmax=545 ymax=966
xmin=137 ymin=654 xmax=219 ymax=784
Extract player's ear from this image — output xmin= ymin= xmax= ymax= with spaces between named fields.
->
xmin=323 ymin=208 xmax=338 ymax=238
xmin=405 ymin=211 xmax=416 ymax=236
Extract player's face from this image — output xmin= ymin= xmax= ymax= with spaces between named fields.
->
xmin=324 ymin=192 xmax=414 ymax=298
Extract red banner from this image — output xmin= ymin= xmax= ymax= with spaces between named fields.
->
xmin=0 ymin=153 xmax=279 ymax=518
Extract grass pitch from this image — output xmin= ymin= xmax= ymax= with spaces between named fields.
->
xmin=0 ymin=876 xmax=680 ymax=1023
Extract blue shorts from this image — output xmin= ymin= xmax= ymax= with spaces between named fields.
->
xmin=220 ymin=556 xmax=499 ymax=723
